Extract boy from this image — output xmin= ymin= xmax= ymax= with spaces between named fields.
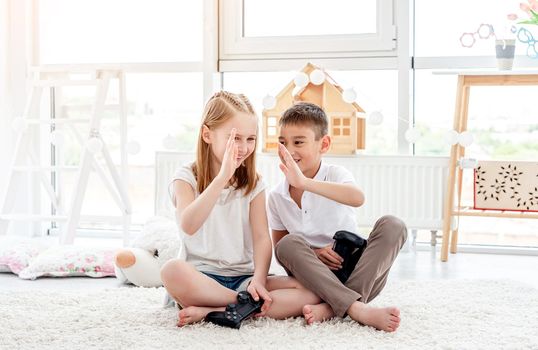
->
xmin=268 ymin=102 xmax=407 ymax=332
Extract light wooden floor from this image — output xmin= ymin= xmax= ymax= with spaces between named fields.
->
xmin=1 ymin=246 xmax=537 ymax=290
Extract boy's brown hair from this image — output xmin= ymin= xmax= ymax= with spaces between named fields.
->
xmin=279 ymin=102 xmax=328 ymax=140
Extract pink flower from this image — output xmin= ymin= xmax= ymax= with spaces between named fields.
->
xmin=520 ymin=1 xmax=538 ymax=14
xmin=521 ymin=2 xmax=531 ymax=13
xmin=509 ymin=1 xmax=538 ymax=25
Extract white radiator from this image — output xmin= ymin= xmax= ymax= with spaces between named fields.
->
xmin=155 ymin=151 xmax=449 ymax=230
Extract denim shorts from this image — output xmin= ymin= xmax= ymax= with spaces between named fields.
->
xmin=163 ymin=272 xmax=254 ymax=310
xmin=202 ymin=272 xmax=253 ymax=291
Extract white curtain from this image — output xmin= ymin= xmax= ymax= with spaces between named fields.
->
xmin=0 ymin=0 xmax=33 ymax=235
xmin=0 ymin=0 xmax=12 ymax=180
xmin=1 ymin=0 xmax=31 ymax=186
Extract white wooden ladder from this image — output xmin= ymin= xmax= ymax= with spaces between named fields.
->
xmin=0 ymin=67 xmax=132 ymax=245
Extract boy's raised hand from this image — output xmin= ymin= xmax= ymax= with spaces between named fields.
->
xmin=278 ymin=143 xmax=307 ymax=189
xmin=216 ymin=128 xmax=239 ymax=184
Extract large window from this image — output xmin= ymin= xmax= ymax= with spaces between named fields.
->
xmin=243 ymin=0 xmax=376 ymax=37
xmin=36 ymin=1 xmax=203 ymax=230
xmin=54 ymin=73 xmax=202 ymax=228
xmin=414 ymin=1 xmax=538 ymax=248
xmin=415 ymin=71 xmax=538 ymax=159
xmin=20 ymin=0 xmax=537 ymax=249
xmin=415 ymin=0 xmax=516 ymax=57
xmin=39 ymin=0 xmax=203 ymax=64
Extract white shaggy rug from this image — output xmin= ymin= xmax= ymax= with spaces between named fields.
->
xmin=1 ymin=279 xmax=537 ymax=350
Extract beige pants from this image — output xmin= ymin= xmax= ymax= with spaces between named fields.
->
xmin=275 ymin=215 xmax=407 ymax=317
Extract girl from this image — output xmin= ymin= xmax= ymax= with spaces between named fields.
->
xmin=161 ymin=91 xmax=320 ymax=326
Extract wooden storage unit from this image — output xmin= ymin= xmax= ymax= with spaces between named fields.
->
xmin=439 ymin=71 xmax=538 ymax=262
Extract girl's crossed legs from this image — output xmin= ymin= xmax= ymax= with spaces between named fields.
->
xmin=161 ymin=259 xmax=321 ymax=326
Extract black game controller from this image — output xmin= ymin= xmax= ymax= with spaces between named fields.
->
xmin=332 ymin=230 xmax=368 ymax=283
xmin=205 ymin=291 xmax=263 ymax=329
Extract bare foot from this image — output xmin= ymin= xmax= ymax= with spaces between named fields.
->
xmin=302 ymin=303 xmax=335 ymax=325
xmin=177 ymin=306 xmax=224 ymax=327
xmin=347 ymin=301 xmax=400 ymax=332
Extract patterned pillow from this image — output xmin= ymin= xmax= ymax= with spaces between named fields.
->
xmin=18 ymin=245 xmax=116 ymax=280
xmin=0 ymin=236 xmax=50 ymax=275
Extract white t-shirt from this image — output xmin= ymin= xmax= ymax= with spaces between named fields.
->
xmin=267 ymin=162 xmax=358 ymax=248
xmin=170 ymin=163 xmax=266 ymax=276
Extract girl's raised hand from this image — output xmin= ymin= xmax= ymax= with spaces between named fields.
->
xmin=278 ymin=143 xmax=306 ymax=189
xmin=216 ymin=128 xmax=239 ymax=185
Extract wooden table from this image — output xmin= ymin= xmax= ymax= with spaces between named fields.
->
xmin=436 ymin=70 xmax=538 ymax=262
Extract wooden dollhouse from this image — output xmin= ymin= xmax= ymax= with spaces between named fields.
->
xmin=262 ymin=63 xmax=367 ymax=154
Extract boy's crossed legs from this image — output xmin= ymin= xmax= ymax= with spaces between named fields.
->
xmin=160 ymin=259 xmax=321 ymax=326
xmin=275 ymin=215 xmax=407 ymax=332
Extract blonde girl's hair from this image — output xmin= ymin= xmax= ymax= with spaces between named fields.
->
xmin=193 ymin=91 xmax=259 ymax=195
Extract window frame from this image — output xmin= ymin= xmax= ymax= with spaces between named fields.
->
xmin=219 ymin=0 xmax=397 ymax=61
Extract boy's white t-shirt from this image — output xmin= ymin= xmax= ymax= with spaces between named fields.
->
xmin=267 ymin=162 xmax=358 ymax=248
xmin=170 ymin=163 xmax=266 ymax=276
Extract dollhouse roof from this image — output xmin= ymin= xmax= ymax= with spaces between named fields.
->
xmin=270 ymin=62 xmax=366 ymax=115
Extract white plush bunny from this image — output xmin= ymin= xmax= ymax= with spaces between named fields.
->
xmin=114 ymin=216 xmax=183 ymax=287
